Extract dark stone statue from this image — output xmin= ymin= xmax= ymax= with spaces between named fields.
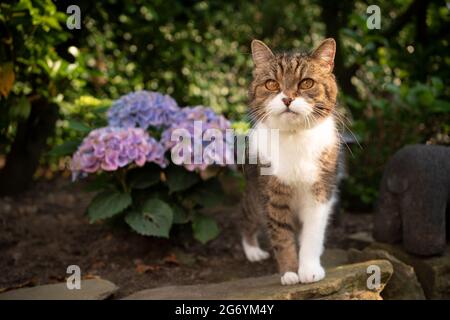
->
xmin=374 ymin=144 xmax=450 ymax=256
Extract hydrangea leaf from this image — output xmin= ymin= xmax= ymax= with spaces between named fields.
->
xmin=128 ymin=168 xmax=160 ymax=189
xmin=83 ymin=174 xmax=114 ymax=192
xmin=189 ymin=178 xmax=224 ymax=208
xmin=165 ymin=165 xmax=199 ymax=193
xmin=87 ymin=191 xmax=132 ymax=222
xmin=125 ymin=199 xmax=173 ymax=238
xmin=171 ymin=204 xmax=189 ymax=224
xmin=192 ymin=213 xmax=220 ymax=244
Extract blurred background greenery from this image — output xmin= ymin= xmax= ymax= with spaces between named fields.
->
xmin=0 ymin=0 xmax=449 ymax=211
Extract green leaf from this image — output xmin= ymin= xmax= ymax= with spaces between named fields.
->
xmin=125 ymin=199 xmax=173 ymax=237
xmin=165 ymin=165 xmax=199 ymax=193
xmin=189 ymin=178 xmax=224 ymax=208
xmin=92 ymin=105 xmax=111 ymax=114
xmin=87 ymin=191 xmax=132 ymax=222
xmin=128 ymin=167 xmax=160 ymax=189
xmin=172 ymin=204 xmax=189 ymax=224
xmin=9 ymin=96 xmax=30 ymax=119
xmin=192 ymin=214 xmax=220 ymax=244
xmin=48 ymin=139 xmax=81 ymax=157
xmin=430 ymin=99 xmax=450 ymax=113
xmin=68 ymin=119 xmax=91 ymax=133
xmin=83 ymin=174 xmax=114 ymax=192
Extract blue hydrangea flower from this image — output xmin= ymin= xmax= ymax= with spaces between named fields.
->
xmin=107 ymin=91 xmax=180 ymax=130
xmin=161 ymin=106 xmax=233 ymax=171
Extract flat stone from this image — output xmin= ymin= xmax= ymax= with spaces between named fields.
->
xmin=348 ymin=248 xmax=425 ymax=300
xmin=123 ymin=260 xmax=393 ymax=300
xmin=370 ymin=242 xmax=450 ymax=299
xmin=0 ymin=279 xmax=118 ymax=300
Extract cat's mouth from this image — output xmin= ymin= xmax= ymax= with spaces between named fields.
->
xmin=281 ymin=109 xmax=298 ymax=115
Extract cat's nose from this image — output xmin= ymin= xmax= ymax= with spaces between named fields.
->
xmin=282 ymin=97 xmax=293 ymax=107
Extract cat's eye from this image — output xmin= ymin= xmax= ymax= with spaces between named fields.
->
xmin=299 ymin=78 xmax=315 ymax=89
xmin=265 ymin=80 xmax=280 ymax=91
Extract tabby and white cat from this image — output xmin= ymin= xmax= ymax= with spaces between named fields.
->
xmin=240 ymin=39 xmax=340 ymax=285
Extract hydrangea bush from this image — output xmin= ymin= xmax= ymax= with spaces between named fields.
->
xmin=70 ymin=91 xmax=233 ymax=243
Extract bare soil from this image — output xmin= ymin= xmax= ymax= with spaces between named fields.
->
xmin=0 ymin=177 xmax=372 ymax=298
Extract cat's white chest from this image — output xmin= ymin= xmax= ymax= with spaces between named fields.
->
xmin=251 ymin=117 xmax=336 ymax=187
xmin=276 ymin=134 xmax=320 ymax=186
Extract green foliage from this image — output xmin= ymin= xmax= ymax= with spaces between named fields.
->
xmin=87 ymin=190 xmax=132 ymax=222
xmin=171 ymin=204 xmax=189 ymax=224
xmin=82 ymin=161 xmax=226 ymax=242
xmin=342 ymin=76 xmax=450 ymax=207
xmin=188 ymin=179 xmax=224 ymax=208
xmin=336 ymin=0 xmax=450 ymax=207
xmin=127 ymin=168 xmax=160 ymax=190
xmin=0 ymin=0 xmax=72 ymax=155
xmin=47 ymin=139 xmax=82 ymax=158
xmin=165 ymin=165 xmax=200 ymax=193
xmin=125 ymin=199 xmax=173 ymax=238
xmin=192 ymin=213 xmax=220 ymax=244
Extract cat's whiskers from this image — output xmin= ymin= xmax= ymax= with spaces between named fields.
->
xmin=331 ymin=112 xmax=355 ymax=156
xmin=248 ymin=107 xmax=267 ymax=125
xmin=332 ymin=108 xmax=362 ymax=150
xmin=304 ymin=110 xmax=314 ymax=130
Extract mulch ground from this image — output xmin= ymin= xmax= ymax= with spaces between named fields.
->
xmin=0 ymin=177 xmax=372 ymax=298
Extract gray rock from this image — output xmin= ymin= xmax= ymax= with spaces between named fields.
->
xmin=348 ymin=248 xmax=425 ymax=300
xmin=0 ymin=279 xmax=118 ymax=300
xmin=374 ymin=144 xmax=450 ymax=256
xmin=346 ymin=231 xmax=374 ymax=250
xmin=123 ymin=260 xmax=393 ymax=300
xmin=370 ymin=242 xmax=450 ymax=299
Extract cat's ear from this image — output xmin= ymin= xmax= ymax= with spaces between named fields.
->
xmin=312 ymin=38 xmax=336 ymax=71
xmin=251 ymin=40 xmax=274 ymax=67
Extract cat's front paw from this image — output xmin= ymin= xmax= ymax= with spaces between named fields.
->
xmin=281 ymin=272 xmax=300 ymax=285
xmin=298 ymin=264 xmax=325 ymax=283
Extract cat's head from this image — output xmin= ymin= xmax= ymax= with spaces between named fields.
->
xmin=249 ymin=39 xmax=338 ymax=131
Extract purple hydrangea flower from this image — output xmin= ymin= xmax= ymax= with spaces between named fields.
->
xmin=161 ymin=106 xmax=233 ymax=171
xmin=71 ymin=127 xmax=167 ymax=179
xmin=107 ymin=91 xmax=179 ymax=130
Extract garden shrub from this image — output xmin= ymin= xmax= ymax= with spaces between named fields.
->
xmin=69 ymin=90 xmax=233 ymax=243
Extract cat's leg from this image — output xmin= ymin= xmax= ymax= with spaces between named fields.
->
xmin=297 ymin=195 xmax=335 ymax=283
xmin=241 ymin=189 xmax=270 ymax=262
xmin=267 ymin=204 xmax=299 ymax=285
xmin=265 ymin=179 xmax=299 ymax=285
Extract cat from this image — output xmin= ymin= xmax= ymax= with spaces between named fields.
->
xmin=240 ymin=38 xmax=340 ymax=285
